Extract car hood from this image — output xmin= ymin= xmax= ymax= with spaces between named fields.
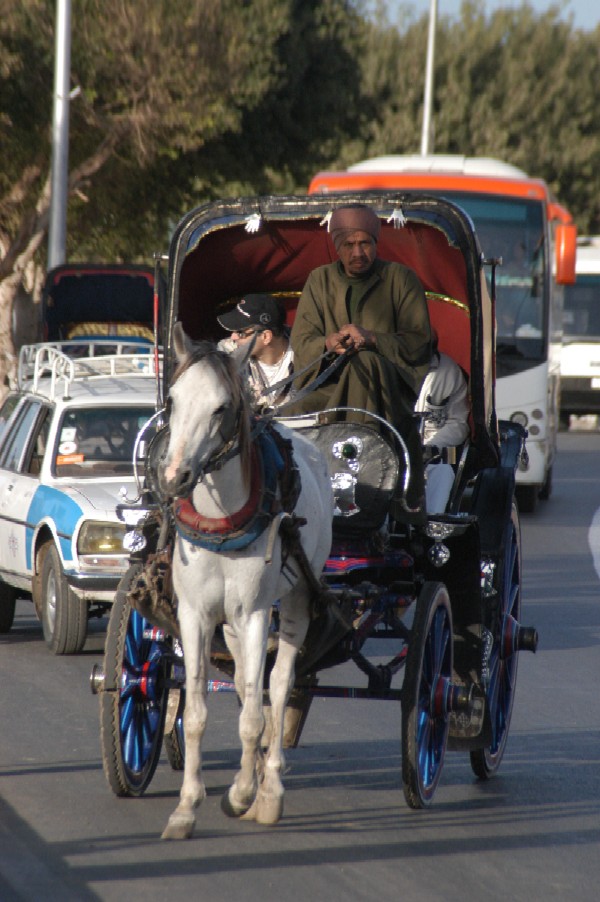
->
xmin=62 ymin=479 xmax=138 ymax=518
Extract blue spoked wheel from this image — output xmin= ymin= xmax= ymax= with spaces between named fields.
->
xmin=100 ymin=564 xmax=172 ymax=796
xmin=471 ymin=500 xmax=521 ymax=779
xmin=402 ymin=581 xmax=453 ymax=809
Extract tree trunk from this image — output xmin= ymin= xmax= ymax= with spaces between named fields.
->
xmin=0 ymin=129 xmax=128 ymax=397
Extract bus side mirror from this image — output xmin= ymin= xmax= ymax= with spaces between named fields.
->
xmin=555 ymin=222 xmax=577 ymax=284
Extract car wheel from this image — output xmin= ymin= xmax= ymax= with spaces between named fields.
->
xmin=0 ymin=582 xmax=18 ymax=633
xmin=41 ymin=543 xmax=88 ymax=654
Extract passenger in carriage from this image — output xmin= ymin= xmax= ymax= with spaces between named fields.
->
xmin=289 ymin=204 xmax=432 ymax=520
xmin=415 ymin=330 xmax=470 ymax=514
xmin=217 ymin=294 xmax=294 ymax=410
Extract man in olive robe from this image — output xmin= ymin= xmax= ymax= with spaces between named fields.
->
xmin=289 ymin=204 xmax=432 ymax=519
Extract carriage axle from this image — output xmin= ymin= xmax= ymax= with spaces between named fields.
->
xmin=501 ymin=614 xmax=539 ymax=657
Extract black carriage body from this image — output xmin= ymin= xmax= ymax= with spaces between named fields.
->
xmin=96 ymin=193 xmax=534 ymax=805
xmin=161 ymin=192 xmax=512 ymax=623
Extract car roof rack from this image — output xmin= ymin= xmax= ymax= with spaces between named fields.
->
xmin=18 ymin=340 xmax=162 ymax=400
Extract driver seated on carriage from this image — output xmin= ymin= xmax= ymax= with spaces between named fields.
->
xmin=287 ymin=204 xmax=432 ymax=525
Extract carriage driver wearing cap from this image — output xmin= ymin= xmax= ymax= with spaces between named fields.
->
xmin=218 ymin=294 xmax=294 ymax=410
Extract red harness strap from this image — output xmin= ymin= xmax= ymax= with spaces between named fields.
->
xmin=173 ymin=441 xmax=263 ymax=536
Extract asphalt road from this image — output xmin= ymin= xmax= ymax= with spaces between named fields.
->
xmin=1 ymin=428 xmax=599 ymax=902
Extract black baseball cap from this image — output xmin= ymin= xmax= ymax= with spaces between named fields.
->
xmin=217 ymin=294 xmax=285 ymax=332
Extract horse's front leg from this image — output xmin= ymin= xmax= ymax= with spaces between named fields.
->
xmin=254 ymin=586 xmax=310 ymax=825
xmin=221 ymin=608 xmax=269 ymax=818
xmin=162 ymin=621 xmax=212 ymax=840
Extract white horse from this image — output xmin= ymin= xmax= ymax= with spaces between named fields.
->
xmin=158 ymin=322 xmax=333 ymax=840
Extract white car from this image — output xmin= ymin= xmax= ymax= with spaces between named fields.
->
xmin=0 ymin=340 xmax=161 ymax=653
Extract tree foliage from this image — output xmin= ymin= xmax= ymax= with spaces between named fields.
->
xmin=0 ymin=0 xmax=367 ymax=384
xmin=331 ymin=2 xmax=600 ymax=233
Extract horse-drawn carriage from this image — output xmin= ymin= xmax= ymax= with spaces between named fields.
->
xmin=91 ymin=192 xmax=538 ymax=838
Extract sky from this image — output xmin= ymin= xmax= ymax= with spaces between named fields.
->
xmin=388 ymin=1 xmax=600 ymax=32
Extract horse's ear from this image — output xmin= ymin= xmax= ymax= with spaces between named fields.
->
xmin=173 ymin=321 xmax=194 ymax=361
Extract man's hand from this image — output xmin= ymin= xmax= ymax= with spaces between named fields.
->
xmin=325 ymin=324 xmax=376 ymax=354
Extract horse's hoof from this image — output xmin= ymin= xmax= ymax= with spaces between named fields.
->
xmin=221 ymin=788 xmax=253 ymax=819
xmin=240 ymin=799 xmax=258 ymax=821
xmin=161 ymin=814 xmax=195 ymax=840
xmin=255 ymin=791 xmax=284 ymax=825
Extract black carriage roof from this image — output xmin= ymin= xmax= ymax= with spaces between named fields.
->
xmin=164 ymin=192 xmax=497 ymax=457
xmin=41 ymin=262 xmax=159 ymax=341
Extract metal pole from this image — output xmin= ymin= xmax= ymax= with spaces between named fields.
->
xmin=47 ymin=0 xmax=72 ymax=269
xmin=420 ymin=0 xmax=437 ymax=155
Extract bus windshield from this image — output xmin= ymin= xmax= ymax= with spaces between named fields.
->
xmin=563 ymin=275 xmax=600 ymax=341
xmin=439 ymin=193 xmax=547 ymax=372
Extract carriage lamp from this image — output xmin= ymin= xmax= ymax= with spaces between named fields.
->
xmin=332 ymin=436 xmax=363 ymax=473
xmin=480 ymin=560 xmax=496 ymax=597
xmin=77 ymin=521 xmax=128 ymax=568
xmin=424 ymin=521 xmax=454 ymax=567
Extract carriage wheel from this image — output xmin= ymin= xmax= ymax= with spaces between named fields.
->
xmin=470 ymin=500 xmax=521 ymax=779
xmin=402 ymin=581 xmax=453 ymax=809
xmin=100 ymin=564 xmax=171 ymax=797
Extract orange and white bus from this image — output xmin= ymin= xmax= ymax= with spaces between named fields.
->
xmin=309 ymin=155 xmax=577 ymax=512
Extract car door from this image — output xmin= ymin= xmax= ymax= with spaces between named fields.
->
xmin=0 ymin=400 xmax=50 ymax=583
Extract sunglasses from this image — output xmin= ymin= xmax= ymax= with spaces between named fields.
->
xmin=232 ymin=327 xmax=262 ymax=339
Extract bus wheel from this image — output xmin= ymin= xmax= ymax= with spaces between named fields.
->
xmin=538 ymin=466 xmax=552 ymax=501
xmin=515 ymin=484 xmax=538 ymax=514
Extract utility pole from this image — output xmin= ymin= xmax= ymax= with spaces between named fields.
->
xmin=420 ymin=0 xmax=437 ymax=155
xmin=47 ymin=0 xmax=72 ymax=270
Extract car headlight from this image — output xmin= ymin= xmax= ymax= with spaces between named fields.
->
xmin=77 ymin=522 xmax=128 ymax=568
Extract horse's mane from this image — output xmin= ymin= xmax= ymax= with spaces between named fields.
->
xmin=172 ymin=341 xmax=253 ymax=487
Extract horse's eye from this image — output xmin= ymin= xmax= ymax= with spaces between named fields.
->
xmin=209 ymin=404 xmax=227 ymax=430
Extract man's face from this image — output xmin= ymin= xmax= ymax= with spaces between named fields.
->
xmin=336 ymin=229 xmax=377 ymax=276
xmin=230 ymin=327 xmax=266 ymax=359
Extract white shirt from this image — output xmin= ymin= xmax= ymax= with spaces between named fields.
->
xmin=415 ymin=351 xmax=470 ymax=447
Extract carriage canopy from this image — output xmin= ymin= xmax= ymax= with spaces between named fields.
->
xmin=163 ymin=193 xmax=498 ymax=461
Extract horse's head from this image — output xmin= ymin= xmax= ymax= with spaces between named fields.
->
xmin=158 ymin=322 xmax=251 ymax=498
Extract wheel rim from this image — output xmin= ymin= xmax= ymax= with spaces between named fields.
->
xmin=487 ymin=515 xmax=520 ymax=762
xmin=119 ymin=609 xmax=169 ymax=779
xmin=45 ymin=568 xmax=57 ymax=633
xmin=416 ymin=603 xmax=452 ymax=795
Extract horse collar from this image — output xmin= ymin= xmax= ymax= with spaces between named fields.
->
xmin=173 ymin=424 xmax=297 ymax=552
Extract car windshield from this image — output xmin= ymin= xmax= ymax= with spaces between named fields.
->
xmin=563 ymin=274 xmax=600 ymax=340
xmin=442 ymin=192 xmax=547 ymax=371
xmin=52 ymin=406 xmax=156 ymax=478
